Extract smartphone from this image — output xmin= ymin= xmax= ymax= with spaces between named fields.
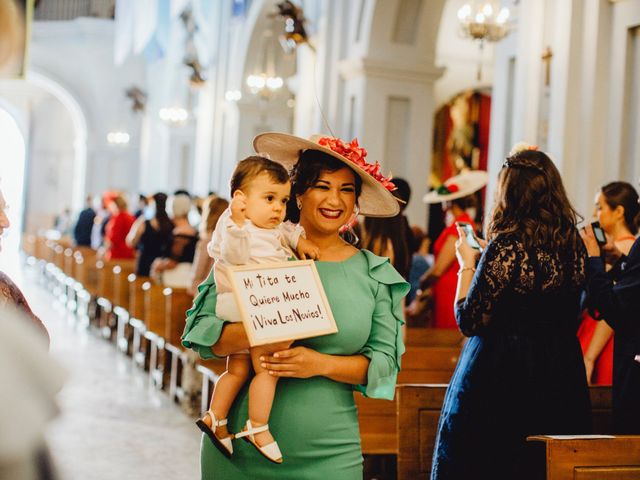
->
xmin=458 ymin=222 xmax=481 ymax=250
xmin=591 ymin=221 xmax=607 ymax=246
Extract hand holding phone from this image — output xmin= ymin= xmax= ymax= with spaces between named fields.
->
xmin=591 ymin=221 xmax=607 ymax=246
xmin=457 ymin=222 xmax=481 ymax=250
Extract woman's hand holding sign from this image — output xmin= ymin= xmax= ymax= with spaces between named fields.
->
xmin=260 ymin=346 xmax=323 ymax=378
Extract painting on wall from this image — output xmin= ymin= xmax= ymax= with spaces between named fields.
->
xmin=428 ymin=89 xmax=492 ymax=240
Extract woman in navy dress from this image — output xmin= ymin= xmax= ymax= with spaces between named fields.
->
xmin=431 ymin=145 xmax=591 ymax=479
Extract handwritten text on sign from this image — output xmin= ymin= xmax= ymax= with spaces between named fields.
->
xmin=228 ymin=260 xmax=337 ymax=347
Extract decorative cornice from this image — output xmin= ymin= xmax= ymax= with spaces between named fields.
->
xmin=338 ymin=57 xmax=445 ymax=85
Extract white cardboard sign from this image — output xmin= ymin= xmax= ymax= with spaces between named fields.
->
xmin=228 ymin=260 xmax=337 ymax=347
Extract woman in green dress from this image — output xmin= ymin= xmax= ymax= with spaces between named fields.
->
xmin=182 ymin=133 xmax=409 ymax=479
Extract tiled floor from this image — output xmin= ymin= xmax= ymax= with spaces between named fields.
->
xmin=21 ymin=266 xmax=202 ymax=480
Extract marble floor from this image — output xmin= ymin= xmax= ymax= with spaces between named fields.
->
xmin=20 ymin=266 xmax=202 ymax=480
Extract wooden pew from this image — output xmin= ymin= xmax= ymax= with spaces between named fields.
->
xmin=143 ymin=281 xmax=168 ymax=388
xmin=357 ymin=384 xmax=613 ymax=479
xmin=128 ymin=274 xmax=150 ymax=364
xmin=112 ymin=263 xmax=137 ymax=355
xmin=527 ymin=435 xmax=640 ymax=480
xmin=163 ymin=287 xmax=195 ymax=402
xmin=397 ymin=346 xmax=460 ymax=384
xmin=405 ymin=327 xmax=465 ymax=347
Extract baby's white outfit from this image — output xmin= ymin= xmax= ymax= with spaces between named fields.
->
xmin=208 ymin=208 xmax=304 ymax=327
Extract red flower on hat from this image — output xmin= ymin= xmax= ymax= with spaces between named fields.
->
xmin=447 ymin=184 xmax=460 ymax=193
xmin=318 ymin=137 xmax=397 ymax=192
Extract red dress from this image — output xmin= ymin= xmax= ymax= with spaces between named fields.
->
xmin=105 ymin=211 xmax=136 ymax=260
xmin=577 ymin=312 xmax=613 ymax=385
xmin=432 ymin=212 xmax=474 ymax=329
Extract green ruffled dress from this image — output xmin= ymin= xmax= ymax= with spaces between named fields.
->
xmin=182 ymin=250 xmax=409 ymax=480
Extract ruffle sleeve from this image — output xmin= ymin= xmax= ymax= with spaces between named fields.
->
xmin=181 ymin=269 xmax=227 ymax=360
xmin=355 ymin=250 xmax=410 ymax=400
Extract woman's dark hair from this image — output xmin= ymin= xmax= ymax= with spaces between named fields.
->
xmin=202 ymin=195 xmax=229 ymax=234
xmin=449 ymin=194 xmax=477 ymax=211
xmin=487 ymin=149 xmax=582 ymax=251
xmin=362 ymin=215 xmax=410 ymax=279
xmin=152 ymin=192 xmax=174 ymax=234
xmin=230 ymin=156 xmax=290 ymax=195
xmin=286 ymin=149 xmax=362 ymax=223
xmin=601 ymin=181 xmax=640 ymax=235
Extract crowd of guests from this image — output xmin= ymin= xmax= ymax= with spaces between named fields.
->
xmin=68 ymin=189 xmax=228 ymax=293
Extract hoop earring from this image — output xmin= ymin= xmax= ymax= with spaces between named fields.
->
xmin=296 ymin=199 xmax=302 ymax=210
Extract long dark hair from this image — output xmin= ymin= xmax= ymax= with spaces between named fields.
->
xmin=487 ymin=149 xmax=581 ymax=251
xmin=152 ymin=192 xmax=174 ymax=234
xmin=286 ymin=149 xmax=362 ymax=223
xmin=601 ymin=181 xmax=640 ymax=235
xmin=362 ymin=215 xmax=410 ymax=279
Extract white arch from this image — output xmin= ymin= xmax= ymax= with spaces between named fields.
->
xmin=0 ymin=107 xmax=26 ymax=274
xmin=26 ymin=70 xmax=89 ymax=212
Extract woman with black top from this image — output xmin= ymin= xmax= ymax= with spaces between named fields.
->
xmin=151 ymin=193 xmax=199 ymax=287
xmin=580 ymin=182 xmax=640 ymax=434
xmin=431 ymin=144 xmax=591 ymax=480
xmin=127 ymin=192 xmax=174 ymax=276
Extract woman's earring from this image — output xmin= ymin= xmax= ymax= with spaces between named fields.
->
xmin=296 ymin=199 xmax=302 ymax=210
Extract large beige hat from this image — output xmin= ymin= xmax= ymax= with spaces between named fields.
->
xmin=253 ymin=132 xmax=400 ymax=217
xmin=423 ymin=170 xmax=489 ymax=204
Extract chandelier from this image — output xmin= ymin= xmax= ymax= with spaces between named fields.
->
xmin=457 ymin=2 xmax=512 ymax=80
xmin=246 ymin=30 xmax=284 ymax=99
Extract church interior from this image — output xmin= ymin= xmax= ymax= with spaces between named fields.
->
xmin=1 ymin=0 xmax=640 ymax=479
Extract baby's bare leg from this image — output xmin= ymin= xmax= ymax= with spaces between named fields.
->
xmin=247 ymin=343 xmax=289 ymax=446
xmin=205 ymin=354 xmax=251 ymax=437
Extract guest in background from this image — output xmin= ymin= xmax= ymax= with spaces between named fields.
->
xmin=0 ymin=186 xmax=49 ymax=346
xmin=419 ymin=171 xmax=488 ymax=328
xmin=406 ymin=226 xmax=432 ymax=304
xmin=133 ymin=194 xmax=148 ymax=219
xmin=126 ymin=192 xmax=174 ymax=277
xmin=187 ymin=195 xmax=228 ymax=296
xmin=151 ymin=193 xmax=198 ymax=288
xmin=432 ymin=144 xmax=591 ymax=479
xmin=53 ymin=207 xmax=73 ymax=237
xmin=361 ymin=211 xmax=411 ymax=280
xmin=72 ymin=195 xmax=96 ymax=248
xmin=578 ymin=182 xmax=639 ymax=386
xmin=102 ymin=194 xmax=135 ymax=261
xmin=391 ymin=177 xmax=419 ymax=256
xmin=580 ymin=181 xmax=640 ymax=434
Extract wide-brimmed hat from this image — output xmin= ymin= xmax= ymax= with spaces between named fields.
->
xmin=422 ymin=170 xmax=489 ymax=204
xmin=253 ymin=132 xmax=400 ymax=217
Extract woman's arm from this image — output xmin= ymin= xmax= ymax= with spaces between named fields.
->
xmin=126 ymin=216 xmax=146 ymax=248
xmin=261 ymin=348 xmax=369 ymax=384
xmin=583 ymin=321 xmax=613 ymax=384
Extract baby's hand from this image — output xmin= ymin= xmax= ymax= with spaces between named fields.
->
xmin=296 ymin=237 xmax=320 ymax=260
xmin=230 ymin=192 xmax=247 ymax=227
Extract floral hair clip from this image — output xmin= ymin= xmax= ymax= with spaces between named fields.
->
xmin=436 ymin=183 xmax=460 ymax=196
xmin=508 ymin=142 xmax=539 ymax=156
xmin=317 ymin=137 xmax=397 ymax=192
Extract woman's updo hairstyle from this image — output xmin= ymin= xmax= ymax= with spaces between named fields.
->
xmin=601 ymin=181 xmax=640 ymax=235
xmin=286 ymin=149 xmax=362 ymax=223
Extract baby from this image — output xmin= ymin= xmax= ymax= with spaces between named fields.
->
xmin=196 ymin=156 xmax=318 ymax=464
